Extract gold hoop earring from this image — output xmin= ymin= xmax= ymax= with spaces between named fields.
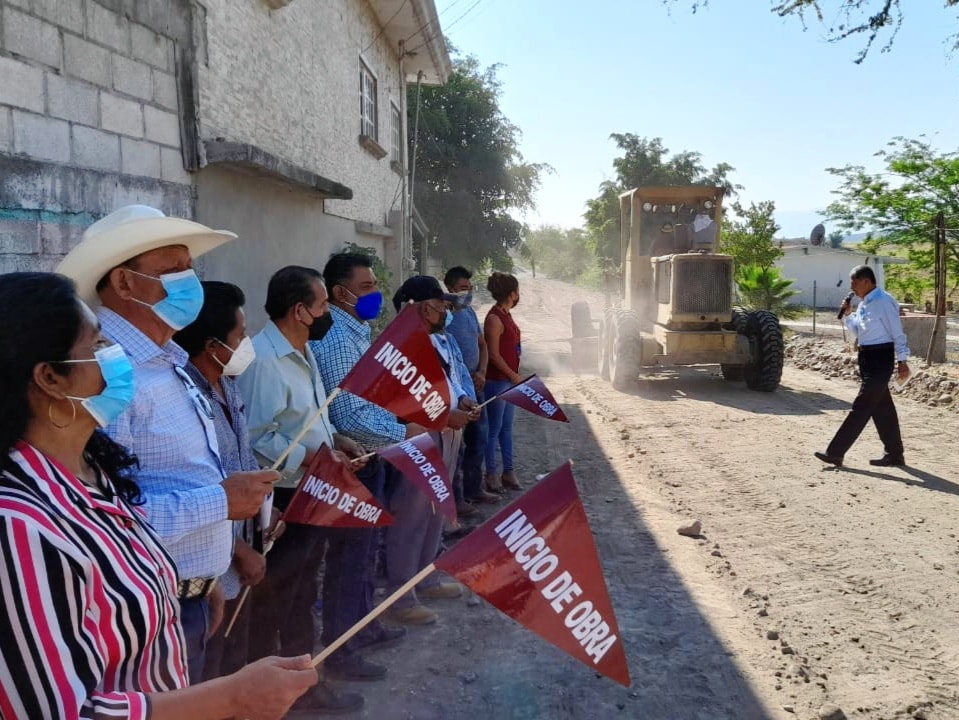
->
xmin=48 ymin=399 xmax=77 ymax=430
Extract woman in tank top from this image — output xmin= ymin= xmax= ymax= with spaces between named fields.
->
xmin=483 ymin=272 xmax=523 ymax=493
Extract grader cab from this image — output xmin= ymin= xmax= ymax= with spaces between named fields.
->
xmin=584 ymin=185 xmax=783 ymax=391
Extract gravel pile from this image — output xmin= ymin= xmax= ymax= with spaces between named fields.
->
xmin=785 ymin=334 xmax=958 ymax=412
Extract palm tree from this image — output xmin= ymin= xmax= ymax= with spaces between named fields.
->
xmin=735 ymin=265 xmax=802 ymax=319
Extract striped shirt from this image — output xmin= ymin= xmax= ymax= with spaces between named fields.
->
xmin=309 ymin=305 xmax=406 ymax=450
xmin=0 ymin=442 xmax=187 ymax=719
xmin=99 ymin=308 xmax=232 ymax=580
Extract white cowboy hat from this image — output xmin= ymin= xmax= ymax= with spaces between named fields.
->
xmin=56 ymin=205 xmax=237 ymax=305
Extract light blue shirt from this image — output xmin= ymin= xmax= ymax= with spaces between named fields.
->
xmin=431 ymin=332 xmax=475 ymax=404
xmin=448 ymin=306 xmax=482 ymax=372
xmin=99 ymin=307 xmax=232 ymax=580
xmin=844 ymin=286 xmax=910 ymax=362
xmin=310 ymin=305 xmax=406 ymax=450
xmin=237 ymin=321 xmax=336 ymax=488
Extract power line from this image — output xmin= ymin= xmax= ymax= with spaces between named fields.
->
xmin=406 ymin=0 xmax=487 ymax=55
xmin=363 ymin=0 xmax=409 ymax=54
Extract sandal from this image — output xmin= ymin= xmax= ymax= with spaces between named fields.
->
xmin=501 ymin=471 xmax=522 ymax=491
xmin=485 ymin=474 xmax=506 ymax=494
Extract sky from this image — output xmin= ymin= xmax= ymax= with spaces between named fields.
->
xmin=432 ymin=0 xmax=959 ymax=239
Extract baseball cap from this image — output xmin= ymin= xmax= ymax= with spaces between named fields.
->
xmin=392 ymin=275 xmax=461 ymax=312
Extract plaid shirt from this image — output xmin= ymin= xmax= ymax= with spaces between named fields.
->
xmin=182 ymin=364 xmax=262 ymax=599
xmin=99 ymin=308 xmax=232 ymax=581
xmin=310 ymin=305 xmax=406 ymax=450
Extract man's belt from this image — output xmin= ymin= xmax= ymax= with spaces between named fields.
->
xmin=177 ymin=577 xmax=217 ymax=600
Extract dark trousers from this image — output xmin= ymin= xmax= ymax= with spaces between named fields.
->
xmin=247 ymin=493 xmax=324 ymax=659
xmin=320 ymin=459 xmax=385 ymax=657
xmin=461 ymin=410 xmax=488 ymax=501
xmin=827 ymin=342 xmax=904 ymax=459
xmin=180 ymin=596 xmax=209 ymax=684
xmin=203 ymin=595 xmax=249 ymax=680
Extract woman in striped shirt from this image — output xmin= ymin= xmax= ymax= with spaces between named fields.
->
xmin=0 ymin=272 xmax=316 ymax=720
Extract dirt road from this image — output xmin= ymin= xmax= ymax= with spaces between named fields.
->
xmin=347 ymin=275 xmax=959 ymax=720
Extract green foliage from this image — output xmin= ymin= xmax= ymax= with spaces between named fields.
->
xmin=828 ymin=230 xmax=844 ymax=248
xmin=825 ymin=137 xmax=959 ymax=292
xmin=344 ymin=242 xmax=393 ymax=334
xmin=519 ymin=225 xmax=596 ymax=285
xmin=735 ymin=265 xmax=802 ymax=318
xmin=410 ymin=54 xmax=549 ymax=269
xmin=719 ymin=200 xmax=783 ymax=272
xmin=665 ymin=1 xmax=959 ymax=63
xmin=584 ymin=134 xmax=740 ymax=262
xmin=858 ymin=235 xmax=933 ymax=300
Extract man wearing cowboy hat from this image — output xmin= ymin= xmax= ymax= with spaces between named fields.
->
xmin=57 ymin=205 xmax=277 ymax=683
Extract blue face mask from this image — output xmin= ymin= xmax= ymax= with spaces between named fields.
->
xmin=65 ymin=344 xmax=136 ymax=427
xmin=129 ymin=268 xmax=204 ymax=331
xmin=340 ymin=287 xmax=383 ymax=322
xmin=444 ymin=309 xmax=454 ymax=328
xmin=462 ymin=292 xmax=473 ymax=307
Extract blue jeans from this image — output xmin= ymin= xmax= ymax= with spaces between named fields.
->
xmin=180 ymin=596 xmax=209 ymax=684
xmin=484 ymin=379 xmax=515 ymax=475
xmin=461 ymin=408 xmax=488 ymax=500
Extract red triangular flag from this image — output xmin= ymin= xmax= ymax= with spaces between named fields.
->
xmin=376 ymin=433 xmax=455 ymax=520
xmin=338 ymin=304 xmax=452 ymax=430
xmin=434 ymin=462 xmax=629 ymax=686
xmin=283 ymin=446 xmax=392 ymax=528
xmin=496 ymin=374 xmax=569 ymax=422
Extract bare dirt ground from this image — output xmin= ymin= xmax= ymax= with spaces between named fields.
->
xmin=336 ymin=275 xmax=959 ymax=720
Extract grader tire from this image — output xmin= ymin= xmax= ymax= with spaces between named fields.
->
xmin=610 ymin=310 xmax=642 ymax=391
xmin=743 ymin=310 xmax=784 ymax=392
xmin=598 ymin=310 xmax=612 ymax=380
xmin=571 ymin=301 xmax=596 ymax=338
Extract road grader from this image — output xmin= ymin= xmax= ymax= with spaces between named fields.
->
xmin=572 ymin=185 xmax=783 ymax=391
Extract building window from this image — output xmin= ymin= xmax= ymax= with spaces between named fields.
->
xmin=391 ymin=103 xmax=402 ymax=162
xmin=360 ymin=60 xmax=377 ymax=140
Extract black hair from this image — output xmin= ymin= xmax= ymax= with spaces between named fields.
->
xmin=174 ymin=281 xmax=246 ymax=358
xmin=323 ymin=252 xmax=373 ymax=295
xmin=264 ymin=266 xmax=322 ymax=320
xmin=444 ymin=266 xmax=472 ymax=289
xmin=850 ymin=265 xmax=876 ymax=284
xmin=0 ymin=273 xmax=142 ymax=505
xmin=487 ymin=271 xmax=519 ymax=303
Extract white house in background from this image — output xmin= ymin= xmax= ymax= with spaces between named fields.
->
xmin=775 ymin=245 xmax=910 ymax=309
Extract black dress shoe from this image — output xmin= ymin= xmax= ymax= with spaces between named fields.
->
xmin=289 ymin=681 xmax=363 ymax=715
xmin=351 ymin=624 xmax=406 ymax=653
xmin=814 ymin=451 xmax=843 ymax=466
xmin=324 ymin=653 xmax=387 ymax=682
xmin=869 ymin=455 xmax=905 ymax=467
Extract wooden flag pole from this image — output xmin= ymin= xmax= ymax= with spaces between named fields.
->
xmin=474 ymin=374 xmax=534 ymax=411
xmin=223 ymin=388 xmax=341 ymax=638
xmin=310 ymin=562 xmax=437 ymax=668
xmin=350 ymin=449 xmax=377 ymax=465
xmin=269 ymin=388 xmax=341 ymax=473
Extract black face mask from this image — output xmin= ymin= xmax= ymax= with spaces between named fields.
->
xmin=308 ymin=312 xmax=334 ymax=341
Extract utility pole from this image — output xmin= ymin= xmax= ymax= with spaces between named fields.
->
xmin=925 ymin=212 xmax=947 ymax=366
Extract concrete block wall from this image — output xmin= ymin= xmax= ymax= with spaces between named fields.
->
xmin=0 ymin=0 xmax=192 ymax=274
xmin=198 ymin=0 xmax=406 ymax=229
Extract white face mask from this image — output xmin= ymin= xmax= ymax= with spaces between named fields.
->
xmin=214 ymin=336 xmax=256 ymax=376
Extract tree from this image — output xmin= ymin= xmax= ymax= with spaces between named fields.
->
xmin=720 ymin=200 xmax=783 ymax=271
xmin=825 ymin=136 xmax=959 ymax=293
xmin=828 ymin=230 xmax=844 ymax=248
xmin=666 ymin=1 xmax=959 ymax=63
xmin=519 ymin=226 xmax=596 ymax=284
xmin=736 ymin=266 xmax=802 ymax=318
xmin=409 ymin=55 xmax=549 ymax=269
xmin=584 ymin=134 xmax=740 ymax=262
